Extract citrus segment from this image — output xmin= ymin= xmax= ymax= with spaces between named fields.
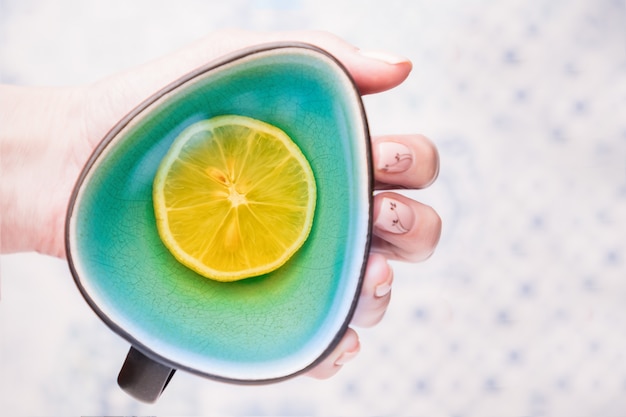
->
xmin=153 ymin=115 xmax=316 ymax=282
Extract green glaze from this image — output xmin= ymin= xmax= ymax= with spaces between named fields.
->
xmin=67 ymin=44 xmax=371 ymax=381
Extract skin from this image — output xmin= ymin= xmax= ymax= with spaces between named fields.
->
xmin=0 ymin=30 xmax=442 ymax=379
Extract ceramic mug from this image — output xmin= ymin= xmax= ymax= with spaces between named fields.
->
xmin=66 ymin=42 xmax=372 ymax=403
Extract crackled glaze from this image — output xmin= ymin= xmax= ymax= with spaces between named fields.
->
xmin=66 ymin=44 xmax=371 ymax=382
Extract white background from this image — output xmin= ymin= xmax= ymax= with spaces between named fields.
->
xmin=1 ymin=0 xmax=625 ymax=415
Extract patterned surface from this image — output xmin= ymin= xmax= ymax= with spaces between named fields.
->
xmin=1 ymin=0 xmax=625 ymax=415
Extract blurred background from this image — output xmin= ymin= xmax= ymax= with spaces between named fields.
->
xmin=1 ymin=0 xmax=625 ymax=415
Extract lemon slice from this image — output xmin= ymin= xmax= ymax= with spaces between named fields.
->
xmin=153 ymin=115 xmax=316 ymax=282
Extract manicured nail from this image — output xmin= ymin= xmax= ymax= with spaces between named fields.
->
xmin=374 ymin=197 xmax=415 ymax=234
xmin=374 ymin=260 xmax=393 ymax=298
xmin=358 ymin=49 xmax=410 ymax=65
xmin=335 ymin=348 xmax=360 ymax=366
xmin=375 ymin=282 xmax=392 ymax=298
xmin=377 ymin=141 xmax=413 ymax=173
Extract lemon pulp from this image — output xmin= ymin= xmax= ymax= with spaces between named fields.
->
xmin=153 ymin=115 xmax=316 ymax=282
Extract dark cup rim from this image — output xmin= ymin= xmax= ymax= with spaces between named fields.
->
xmin=65 ymin=41 xmax=373 ymax=384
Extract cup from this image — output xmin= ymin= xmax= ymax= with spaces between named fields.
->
xmin=66 ymin=42 xmax=372 ymax=403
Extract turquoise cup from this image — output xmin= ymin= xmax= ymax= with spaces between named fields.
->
xmin=65 ymin=43 xmax=372 ymax=402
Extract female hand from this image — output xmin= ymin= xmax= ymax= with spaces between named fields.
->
xmin=0 ymin=29 xmax=441 ymax=379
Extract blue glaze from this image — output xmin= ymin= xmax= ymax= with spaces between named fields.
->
xmin=67 ymin=44 xmax=371 ymax=381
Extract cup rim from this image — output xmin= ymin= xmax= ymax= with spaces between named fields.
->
xmin=65 ymin=41 xmax=373 ymax=383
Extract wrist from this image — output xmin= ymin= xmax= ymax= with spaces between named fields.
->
xmin=1 ymin=85 xmax=88 ymax=257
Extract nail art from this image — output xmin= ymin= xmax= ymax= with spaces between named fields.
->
xmin=377 ymin=142 xmax=413 ymax=173
xmin=374 ymin=197 xmax=415 ymax=234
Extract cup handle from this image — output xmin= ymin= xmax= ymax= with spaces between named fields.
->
xmin=117 ymin=346 xmax=176 ymax=403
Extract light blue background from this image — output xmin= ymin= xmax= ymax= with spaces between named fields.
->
xmin=1 ymin=0 xmax=625 ymax=416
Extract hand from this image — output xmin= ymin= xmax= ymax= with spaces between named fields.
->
xmin=0 ymin=30 xmax=441 ymax=379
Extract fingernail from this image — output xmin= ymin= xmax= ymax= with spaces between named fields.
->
xmin=374 ymin=197 xmax=415 ymax=234
xmin=374 ymin=261 xmax=393 ymax=298
xmin=334 ymin=348 xmax=360 ymax=366
xmin=377 ymin=141 xmax=413 ymax=173
xmin=375 ymin=282 xmax=392 ymax=298
xmin=358 ymin=49 xmax=410 ymax=65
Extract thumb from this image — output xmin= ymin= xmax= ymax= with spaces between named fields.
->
xmin=92 ymin=30 xmax=412 ymax=139
xmin=106 ymin=30 xmax=412 ymax=98
xmin=172 ymin=30 xmax=413 ymax=95
xmin=249 ymin=30 xmax=413 ymax=95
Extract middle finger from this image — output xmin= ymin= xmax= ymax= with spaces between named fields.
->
xmin=371 ymin=134 xmax=439 ymax=190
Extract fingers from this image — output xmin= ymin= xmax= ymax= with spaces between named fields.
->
xmin=306 ymin=200 xmax=438 ymax=378
xmin=306 ymin=133 xmax=440 ymax=379
xmin=351 ymin=253 xmax=394 ymax=328
xmin=305 ymin=253 xmax=394 ymax=379
xmin=306 ymin=328 xmax=360 ymax=379
xmin=372 ymin=134 xmax=440 ymax=190
xmin=368 ymin=132 xmax=441 ymax=261
xmin=371 ymin=192 xmax=442 ymax=262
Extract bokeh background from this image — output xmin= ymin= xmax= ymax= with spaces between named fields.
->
xmin=1 ymin=0 xmax=625 ymax=415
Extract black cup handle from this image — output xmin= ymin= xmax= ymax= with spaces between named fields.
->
xmin=117 ymin=346 xmax=176 ymax=403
